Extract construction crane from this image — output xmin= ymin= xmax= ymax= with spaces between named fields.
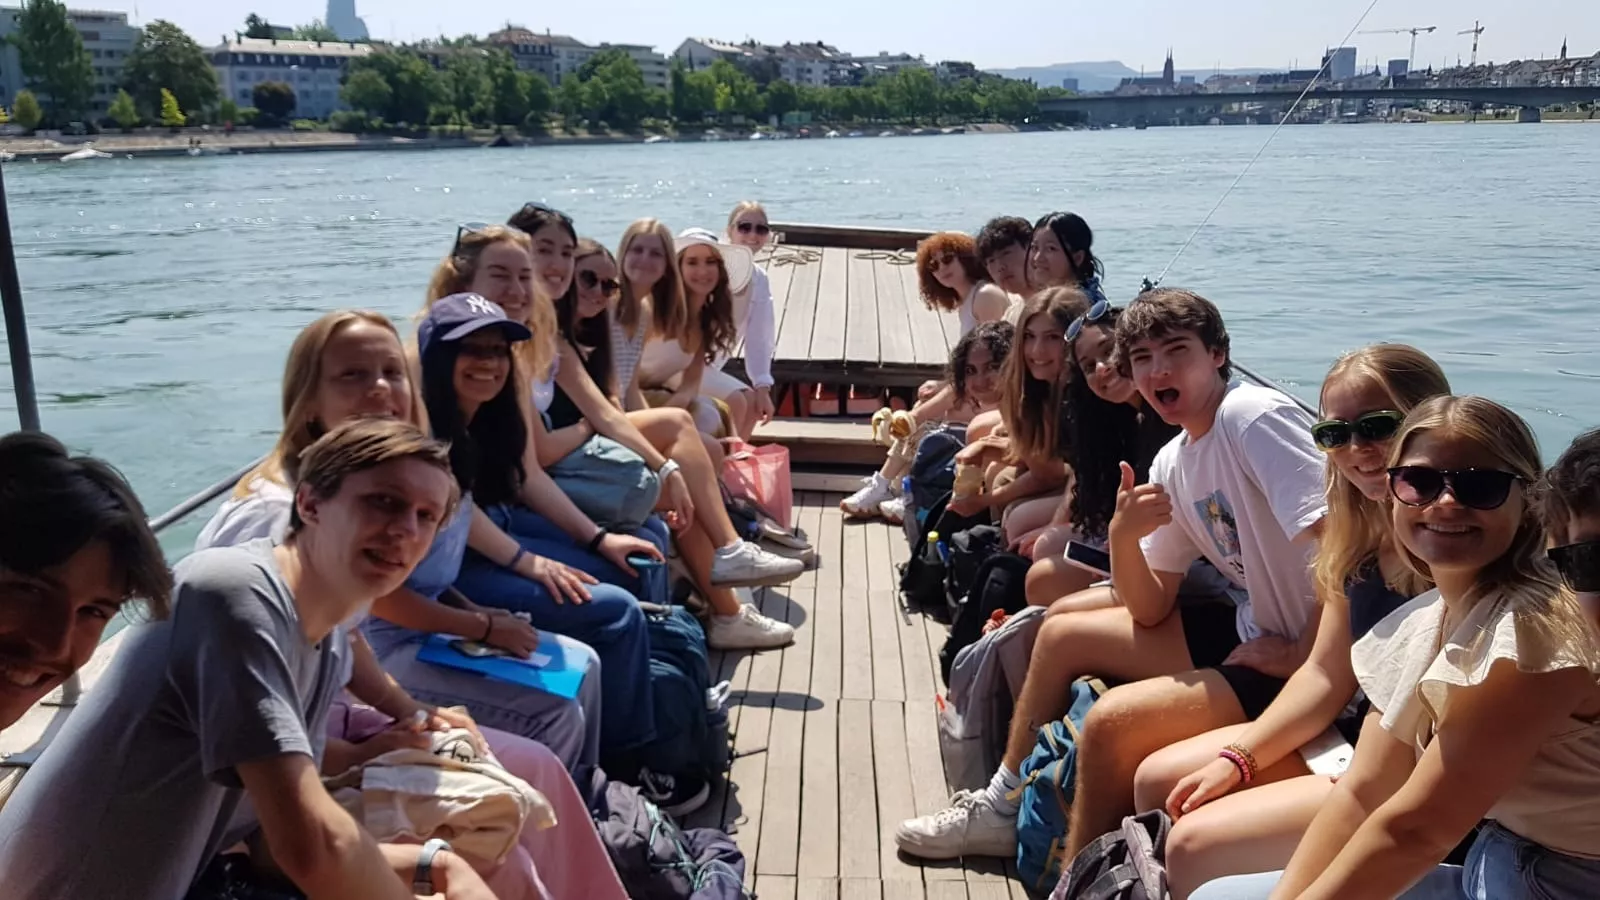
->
xmin=1458 ymin=21 xmax=1486 ymax=67
xmin=1359 ymin=25 xmax=1439 ymax=71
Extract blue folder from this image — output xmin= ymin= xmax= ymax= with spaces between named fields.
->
xmin=416 ymin=632 xmax=589 ymax=700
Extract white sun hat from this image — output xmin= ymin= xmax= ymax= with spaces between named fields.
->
xmin=675 ymin=227 xmax=753 ymax=295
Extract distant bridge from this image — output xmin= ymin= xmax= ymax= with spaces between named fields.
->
xmin=1038 ymin=85 xmax=1600 ymax=125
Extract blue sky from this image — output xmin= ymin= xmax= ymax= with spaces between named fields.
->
xmin=133 ymin=0 xmax=1598 ymax=72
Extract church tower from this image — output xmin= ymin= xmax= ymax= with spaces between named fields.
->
xmin=326 ymin=0 xmax=369 ymax=41
xmin=1162 ymin=48 xmax=1175 ymax=85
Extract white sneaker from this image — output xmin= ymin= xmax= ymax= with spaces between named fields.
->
xmin=894 ymin=790 xmax=1019 ymax=860
xmin=841 ymin=473 xmax=894 ymax=518
xmin=879 ymin=496 xmax=907 ymax=525
xmin=709 ymin=603 xmax=795 ymax=650
xmin=710 ymin=541 xmax=806 ymax=587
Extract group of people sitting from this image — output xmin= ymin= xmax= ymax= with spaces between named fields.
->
xmin=0 ymin=201 xmax=819 ymax=899
xmin=859 ymin=211 xmax=1600 ymax=899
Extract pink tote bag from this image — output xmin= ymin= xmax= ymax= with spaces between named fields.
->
xmin=722 ymin=439 xmax=794 ymax=529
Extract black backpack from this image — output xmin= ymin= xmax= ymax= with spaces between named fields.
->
xmin=939 ymin=549 xmax=1032 ymax=685
xmin=943 ymin=525 xmax=1005 ymax=620
xmin=1050 ymin=809 xmax=1173 ymax=900
xmin=899 ymin=494 xmax=990 ymax=619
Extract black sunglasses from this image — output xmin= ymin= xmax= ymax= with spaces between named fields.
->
xmin=451 ymin=221 xmax=530 ymax=258
xmin=1311 ymin=410 xmax=1405 ymax=451
xmin=515 ymin=201 xmax=573 ymax=226
xmin=1388 ymin=466 xmax=1523 ymax=511
xmin=578 ymin=269 xmax=620 ymax=295
xmin=1549 ymin=540 xmax=1600 ymax=593
xmin=736 ymin=221 xmax=771 ymax=236
xmin=1066 ymin=299 xmax=1112 ymax=342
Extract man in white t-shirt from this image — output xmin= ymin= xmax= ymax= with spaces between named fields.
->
xmin=897 ymin=288 xmax=1325 ymax=864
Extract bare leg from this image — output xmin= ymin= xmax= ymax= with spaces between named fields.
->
xmin=674 ymin=516 xmax=742 ymax=616
xmin=725 ymin=390 xmax=752 ymax=440
xmin=1064 ymin=671 xmax=1249 ymax=860
xmin=1003 ymin=494 xmax=1061 ymax=545
xmin=1132 ymin=724 xmax=1310 ymax=814
xmin=1000 ymin=592 xmax=1194 ymax=770
xmin=629 ymin=408 xmax=741 ymax=547
xmin=1166 ymin=776 xmax=1333 ymax=899
xmin=1025 ymin=547 xmax=1099 ymax=608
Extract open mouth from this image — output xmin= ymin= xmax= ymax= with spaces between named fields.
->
xmin=362 ymin=548 xmax=407 ymax=573
xmin=0 ymin=661 xmax=53 ymax=691
xmin=1352 ymin=462 xmax=1386 ymax=478
xmin=1154 ymin=387 xmax=1181 ymax=406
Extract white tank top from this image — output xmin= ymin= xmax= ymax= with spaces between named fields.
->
xmin=957 ymin=281 xmax=990 ymax=336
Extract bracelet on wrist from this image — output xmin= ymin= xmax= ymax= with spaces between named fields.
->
xmin=506 ymin=547 xmax=527 ymax=571
xmin=479 ymin=612 xmax=494 ymax=642
xmin=413 ymin=838 xmax=452 ymax=894
xmin=586 ymin=528 xmax=608 ymax=554
xmin=1219 ymin=743 xmax=1258 ymax=784
xmin=657 ymin=459 xmax=680 ymax=481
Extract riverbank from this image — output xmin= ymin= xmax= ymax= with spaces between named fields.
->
xmin=0 ymin=122 xmax=1024 ymax=161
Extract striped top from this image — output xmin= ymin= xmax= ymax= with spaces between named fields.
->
xmin=611 ymin=313 xmax=648 ymax=397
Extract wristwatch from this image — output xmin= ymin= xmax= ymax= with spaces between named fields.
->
xmin=413 ymin=838 xmax=452 ymax=894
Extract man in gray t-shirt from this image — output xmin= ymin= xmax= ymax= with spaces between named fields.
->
xmin=0 ymin=540 xmax=351 ymax=898
xmin=0 ymin=418 xmax=481 ymax=899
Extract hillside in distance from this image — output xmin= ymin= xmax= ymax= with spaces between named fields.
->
xmin=988 ymin=60 xmax=1278 ymax=92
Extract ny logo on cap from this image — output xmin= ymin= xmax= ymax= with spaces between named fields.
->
xmin=465 ymin=296 xmax=499 ymax=317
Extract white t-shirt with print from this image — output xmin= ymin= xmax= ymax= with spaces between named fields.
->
xmin=1140 ymin=381 xmax=1326 ymax=643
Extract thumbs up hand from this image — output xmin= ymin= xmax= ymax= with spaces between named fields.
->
xmin=1110 ymin=461 xmax=1172 ymax=542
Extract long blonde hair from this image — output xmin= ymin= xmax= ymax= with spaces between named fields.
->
xmin=1001 ymin=286 xmax=1090 ymax=461
xmin=1313 ymin=344 xmax=1450 ymax=606
xmin=1391 ymin=395 xmax=1595 ymax=659
xmin=424 ymin=225 xmax=557 ymax=384
xmin=239 ymin=310 xmax=425 ymax=496
xmin=726 ymin=201 xmax=768 ymax=238
xmin=616 ymin=218 xmax=683 ymax=339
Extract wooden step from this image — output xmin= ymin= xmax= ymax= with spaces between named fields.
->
xmin=751 ymin=417 xmax=882 ymax=471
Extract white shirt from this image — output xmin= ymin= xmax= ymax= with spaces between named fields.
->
xmin=194 ymin=477 xmax=293 ymax=551
xmin=1141 ymin=381 xmax=1327 ymax=643
xmin=721 ymin=264 xmax=776 ymax=388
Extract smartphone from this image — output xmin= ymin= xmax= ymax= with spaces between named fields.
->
xmin=627 ymin=553 xmax=664 ymax=570
xmin=1298 ymin=726 xmax=1356 ymax=778
xmin=1064 ymin=540 xmax=1112 ymax=578
xmin=450 ymin=639 xmax=509 ymax=659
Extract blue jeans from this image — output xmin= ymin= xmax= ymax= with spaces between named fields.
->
xmin=484 ymin=504 xmax=672 ymax=605
xmin=455 ymin=505 xmax=660 ymax=753
xmin=1189 ymin=822 xmax=1600 ymax=900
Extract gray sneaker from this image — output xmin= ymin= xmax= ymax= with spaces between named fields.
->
xmin=710 ymin=540 xmax=805 ymax=587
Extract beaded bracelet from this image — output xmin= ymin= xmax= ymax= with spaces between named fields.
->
xmin=1218 ymin=748 xmax=1254 ymax=784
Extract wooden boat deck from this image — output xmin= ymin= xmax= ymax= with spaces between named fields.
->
xmin=732 ymin=223 xmax=959 ymax=390
xmin=685 ymin=491 xmax=1026 ymax=899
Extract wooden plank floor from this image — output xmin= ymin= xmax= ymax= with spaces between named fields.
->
xmin=753 ymin=244 xmax=960 ymax=385
xmin=685 ymin=492 xmax=1024 ymax=898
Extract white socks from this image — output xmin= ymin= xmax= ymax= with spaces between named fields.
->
xmin=983 ymin=765 xmax=1021 ymax=816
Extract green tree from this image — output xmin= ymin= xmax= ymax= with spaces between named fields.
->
xmin=159 ymin=87 xmax=186 ymax=127
xmin=12 ymin=90 xmax=43 ymax=131
xmin=292 ymin=20 xmax=340 ymax=42
xmin=243 ymin=14 xmax=277 ymax=39
xmin=525 ymin=72 xmax=552 ymax=121
xmin=12 ymin=0 xmax=94 ymax=124
xmin=676 ymin=70 xmax=717 ymax=122
xmin=441 ymin=54 xmax=492 ymax=126
xmin=343 ymin=50 xmax=444 ymax=126
xmin=121 ymin=21 xmax=220 ymax=120
xmin=705 ymin=59 xmax=761 ymax=120
xmin=485 ymin=50 xmax=532 ymax=126
xmin=763 ymin=79 xmax=799 ymax=121
xmin=219 ymin=97 xmax=239 ymax=124
xmin=107 ymin=88 xmax=138 ymax=129
xmin=341 ymin=68 xmax=392 ymax=117
xmin=556 ymin=75 xmax=589 ymax=123
xmin=252 ymin=81 xmax=296 ymax=123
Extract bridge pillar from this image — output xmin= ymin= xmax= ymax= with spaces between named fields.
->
xmin=1518 ymin=107 xmax=1543 ymax=123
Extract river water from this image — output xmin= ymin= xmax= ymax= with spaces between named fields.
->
xmin=2 ymin=124 xmax=1597 ymax=547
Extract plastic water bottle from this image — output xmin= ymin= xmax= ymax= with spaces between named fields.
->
xmin=901 ymin=475 xmax=913 ymax=496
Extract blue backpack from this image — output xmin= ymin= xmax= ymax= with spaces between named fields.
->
xmin=641 ymin=603 xmax=728 ymax=782
xmin=902 ymin=424 xmax=967 ymax=546
xmin=590 ymin=778 xmax=751 ymax=900
xmin=1016 ymin=677 xmax=1108 ymax=892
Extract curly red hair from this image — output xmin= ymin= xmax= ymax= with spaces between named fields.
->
xmin=915 ymin=232 xmax=987 ymax=312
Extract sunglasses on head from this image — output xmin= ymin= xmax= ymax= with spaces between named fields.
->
xmin=1549 ymin=540 xmax=1600 ymax=593
xmin=578 ymin=269 xmax=620 ymax=295
xmin=1066 ymin=299 xmax=1112 ymax=342
xmin=452 ymin=221 xmax=530 ymax=258
xmin=1388 ymin=466 xmax=1523 ymax=511
xmin=736 ymin=221 xmax=771 ymax=236
xmin=516 ymin=201 xmax=573 ymax=226
xmin=1311 ymin=410 xmax=1405 ymax=451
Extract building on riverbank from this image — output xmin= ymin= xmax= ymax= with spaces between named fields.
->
xmin=0 ymin=6 xmax=137 ymax=119
xmin=207 ymin=37 xmax=372 ymax=120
